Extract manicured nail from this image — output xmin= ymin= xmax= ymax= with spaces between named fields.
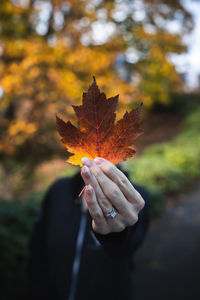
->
xmin=85 ymin=184 xmax=93 ymax=196
xmin=81 ymin=157 xmax=93 ymax=167
xmin=81 ymin=165 xmax=90 ymax=179
xmin=94 ymin=157 xmax=105 ymax=165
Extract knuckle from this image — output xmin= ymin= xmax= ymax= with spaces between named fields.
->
xmin=100 ymin=199 xmax=111 ymax=210
xmin=128 ymin=213 xmax=138 ymax=225
xmin=115 ymin=223 xmax=126 ymax=232
xmin=94 ymin=227 xmax=102 ymax=234
xmin=135 ymin=190 xmax=141 ymax=200
xmin=140 ymin=198 xmax=145 ymax=210
xmin=103 ymin=163 xmax=113 ymax=174
xmin=120 ymin=174 xmax=128 ymax=186
xmin=93 ymin=223 xmax=110 ymax=235
xmin=85 ymin=196 xmax=94 ymax=205
xmin=136 ymin=198 xmax=145 ymax=211
xmin=93 ymin=168 xmax=102 ymax=178
xmin=108 ymin=186 xmax=120 ymax=199
xmin=93 ymin=210 xmax=103 ymax=220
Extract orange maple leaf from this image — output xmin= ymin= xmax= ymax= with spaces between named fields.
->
xmin=56 ymin=77 xmax=143 ymax=166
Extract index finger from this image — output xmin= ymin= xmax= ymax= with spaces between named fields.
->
xmin=94 ymin=157 xmax=144 ymax=207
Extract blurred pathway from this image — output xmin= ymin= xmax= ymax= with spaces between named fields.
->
xmin=134 ymin=180 xmax=200 ymax=300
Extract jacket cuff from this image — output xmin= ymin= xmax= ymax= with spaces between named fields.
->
xmin=93 ymin=226 xmax=130 ymax=246
xmin=92 ymin=222 xmax=139 ymax=258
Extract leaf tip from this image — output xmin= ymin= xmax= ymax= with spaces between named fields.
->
xmin=55 ymin=114 xmax=60 ymax=124
xmin=93 ymin=75 xmax=96 ymax=83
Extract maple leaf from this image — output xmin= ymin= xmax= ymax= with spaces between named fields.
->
xmin=56 ymin=76 xmax=143 ymax=166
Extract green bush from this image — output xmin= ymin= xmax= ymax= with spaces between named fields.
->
xmin=0 ymin=195 xmax=42 ymax=300
xmin=123 ymin=106 xmax=200 ymax=215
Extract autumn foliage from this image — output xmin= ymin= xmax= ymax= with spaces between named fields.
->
xmin=0 ymin=0 xmax=193 ymax=166
xmin=56 ymin=77 xmax=143 ymax=166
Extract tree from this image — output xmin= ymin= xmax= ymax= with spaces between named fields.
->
xmin=0 ymin=0 xmax=192 ymax=168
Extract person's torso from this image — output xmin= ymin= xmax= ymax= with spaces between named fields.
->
xmin=45 ymin=176 xmax=135 ymax=300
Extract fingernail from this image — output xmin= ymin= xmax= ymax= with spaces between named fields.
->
xmin=81 ymin=157 xmax=93 ymax=167
xmin=81 ymin=165 xmax=90 ymax=179
xmin=85 ymin=184 xmax=93 ymax=195
xmin=94 ymin=157 xmax=105 ymax=165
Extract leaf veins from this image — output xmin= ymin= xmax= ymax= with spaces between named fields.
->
xmin=56 ymin=76 xmax=143 ymax=166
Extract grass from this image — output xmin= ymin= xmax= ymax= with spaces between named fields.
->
xmin=122 ymin=104 xmax=200 ymax=215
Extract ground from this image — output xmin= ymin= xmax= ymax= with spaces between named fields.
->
xmin=134 ymin=179 xmax=200 ymax=300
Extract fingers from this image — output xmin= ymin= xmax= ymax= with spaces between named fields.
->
xmin=94 ymin=157 xmax=145 ymax=212
xmin=81 ymin=157 xmax=144 ymax=232
xmin=84 ymin=185 xmax=109 ymax=234
xmin=84 ymin=185 xmax=126 ymax=233
xmin=81 ymin=164 xmax=128 ymax=232
xmin=81 ymin=165 xmax=113 ymax=214
xmin=81 ymin=157 xmax=133 ymax=219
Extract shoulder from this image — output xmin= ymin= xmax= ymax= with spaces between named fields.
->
xmin=38 ymin=177 xmax=69 ymax=214
xmin=41 ymin=177 xmax=68 ymax=203
xmin=47 ymin=171 xmax=82 ymax=193
xmin=44 ymin=172 xmax=84 ymax=204
xmin=48 ymin=177 xmax=69 ymax=193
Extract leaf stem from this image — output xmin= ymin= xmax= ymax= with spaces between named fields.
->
xmin=78 ymin=185 xmax=86 ymax=197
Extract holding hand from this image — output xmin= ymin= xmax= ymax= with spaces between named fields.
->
xmin=81 ymin=157 xmax=145 ymax=235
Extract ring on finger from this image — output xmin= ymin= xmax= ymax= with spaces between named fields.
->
xmin=105 ymin=207 xmax=118 ymax=219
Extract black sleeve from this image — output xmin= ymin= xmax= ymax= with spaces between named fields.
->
xmin=93 ymin=185 xmax=151 ymax=259
xmin=27 ymin=187 xmax=52 ymax=300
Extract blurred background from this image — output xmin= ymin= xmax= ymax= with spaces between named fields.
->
xmin=0 ymin=0 xmax=199 ymax=299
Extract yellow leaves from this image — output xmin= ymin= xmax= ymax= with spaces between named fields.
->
xmin=0 ymin=135 xmax=15 ymax=155
xmin=60 ymin=71 xmax=83 ymax=99
xmin=47 ymin=68 xmax=60 ymax=83
xmin=5 ymin=40 xmax=26 ymax=57
xmin=2 ymin=1 xmax=20 ymax=14
xmin=142 ymin=95 xmax=153 ymax=107
xmin=9 ymin=121 xmax=37 ymax=137
xmin=66 ymin=46 xmax=113 ymax=73
xmin=159 ymin=93 xmax=169 ymax=105
xmin=0 ymin=0 xmax=192 ymax=167
xmin=28 ymin=67 xmax=40 ymax=80
xmin=0 ymin=121 xmax=38 ymax=155
xmin=1 ymin=72 xmax=21 ymax=93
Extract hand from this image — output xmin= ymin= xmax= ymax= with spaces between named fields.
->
xmin=80 ymin=157 xmax=145 ymax=235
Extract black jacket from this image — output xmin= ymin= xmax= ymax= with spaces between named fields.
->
xmin=28 ymin=171 xmax=150 ymax=300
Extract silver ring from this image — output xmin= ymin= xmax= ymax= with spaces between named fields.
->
xmin=106 ymin=208 xmax=117 ymax=219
